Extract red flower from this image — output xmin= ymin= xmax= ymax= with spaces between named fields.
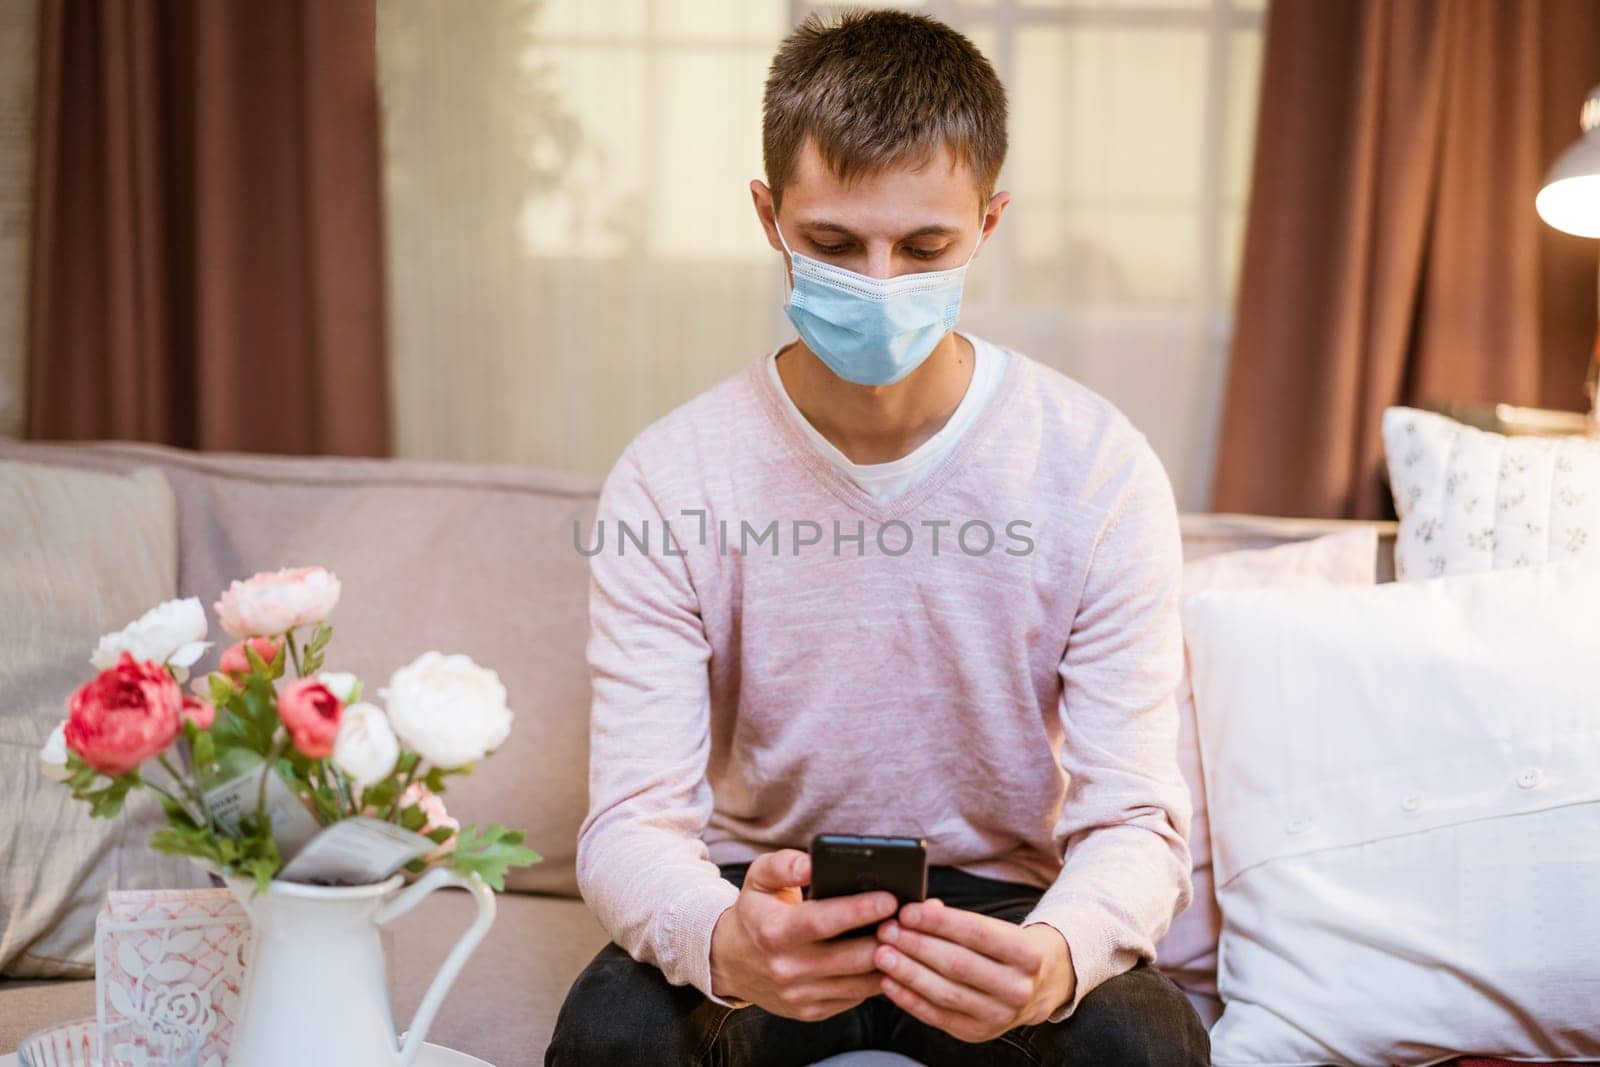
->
xmin=181 ymin=695 xmax=216 ymax=731
xmin=278 ymin=678 xmax=343 ymax=759
xmin=64 ymin=651 xmax=184 ymax=776
xmin=220 ymin=636 xmax=283 ymax=678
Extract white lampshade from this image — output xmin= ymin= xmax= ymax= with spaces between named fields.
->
xmin=1537 ymin=85 xmax=1600 ymax=239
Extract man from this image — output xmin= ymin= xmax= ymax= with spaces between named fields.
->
xmin=547 ymin=9 xmax=1207 ymax=1065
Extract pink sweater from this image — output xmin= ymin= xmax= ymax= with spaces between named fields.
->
xmin=577 ymin=347 xmax=1193 ymax=1023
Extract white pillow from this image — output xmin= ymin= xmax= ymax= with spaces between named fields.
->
xmin=1182 ymin=562 xmax=1600 ymax=1066
xmin=1382 ymin=406 xmax=1600 ymax=579
xmin=1160 ymin=528 xmax=1377 ymax=1023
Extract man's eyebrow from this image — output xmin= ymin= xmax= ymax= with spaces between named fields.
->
xmin=799 ymin=220 xmax=961 ymax=241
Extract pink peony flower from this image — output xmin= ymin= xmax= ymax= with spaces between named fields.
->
xmin=64 ymin=652 xmax=184 ymax=775
xmin=213 ymin=566 xmax=341 ymax=639
xmin=277 ymin=678 xmax=343 ymax=758
xmin=401 ymin=781 xmax=460 ymax=860
xmin=180 ymin=695 xmax=216 ymax=731
xmin=220 ymin=636 xmax=284 ymax=677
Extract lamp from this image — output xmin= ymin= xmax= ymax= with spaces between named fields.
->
xmin=1536 ymin=83 xmax=1600 ymax=434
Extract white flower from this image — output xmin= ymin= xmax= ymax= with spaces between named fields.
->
xmin=333 ymin=702 xmax=400 ymax=787
xmin=39 ymin=721 xmax=70 ymax=781
xmin=90 ymin=597 xmax=211 ymax=671
xmin=213 ymin=566 xmax=341 ymax=639
xmin=384 ymin=651 xmax=512 ymax=769
xmin=315 ymin=671 xmax=361 ymax=704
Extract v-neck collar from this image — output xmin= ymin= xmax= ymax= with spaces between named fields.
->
xmin=749 ymin=336 xmax=1027 ymax=523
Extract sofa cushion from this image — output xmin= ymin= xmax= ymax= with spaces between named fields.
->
xmin=388 ymin=890 xmax=609 ymax=1063
xmin=0 ymin=459 xmax=207 ymax=979
xmin=1383 ymin=406 xmax=1600 ymax=579
xmin=0 ymin=977 xmax=96 ymax=1053
xmin=1184 ymin=561 xmax=1600 ymax=1064
xmin=0 ymin=437 xmax=600 ymax=898
xmin=1159 ymin=528 xmax=1377 ymax=1010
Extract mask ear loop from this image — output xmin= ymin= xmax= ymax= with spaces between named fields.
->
xmin=960 ymin=220 xmax=985 ymax=269
xmin=773 ymin=218 xmax=798 ymax=299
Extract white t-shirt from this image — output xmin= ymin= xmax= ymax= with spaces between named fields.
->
xmin=765 ymin=332 xmax=1010 ymax=501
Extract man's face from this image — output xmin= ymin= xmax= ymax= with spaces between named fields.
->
xmin=753 ymin=136 xmax=1008 ymax=282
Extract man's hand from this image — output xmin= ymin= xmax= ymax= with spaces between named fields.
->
xmin=872 ymin=897 xmax=1077 ymax=1043
xmin=709 ymin=849 xmax=901 ymax=1021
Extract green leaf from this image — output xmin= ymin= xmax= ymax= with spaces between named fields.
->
xmin=88 ymin=777 xmax=134 ymax=819
xmin=239 ymin=855 xmax=278 ymax=895
xmin=307 ymin=622 xmax=333 ymax=655
xmin=211 ymin=746 xmax=262 ymax=784
xmin=208 ymin=672 xmax=237 ymax=706
xmin=448 ymin=823 xmax=541 ymax=892
xmin=312 ymin=784 xmax=341 ymax=823
xmin=193 ymin=730 xmax=216 ymax=771
xmin=399 ymin=804 xmax=427 ymax=832
xmin=90 ymin=793 xmax=124 ymax=818
xmin=243 ymin=641 xmax=272 ymax=677
xmin=360 ymin=779 xmax=398 ymax=815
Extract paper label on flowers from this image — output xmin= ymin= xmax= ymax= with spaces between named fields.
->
xmin=203 ymin=768 xmax=321 ymax=860
xmin=277 ymin=817 xmax=434 ymax=885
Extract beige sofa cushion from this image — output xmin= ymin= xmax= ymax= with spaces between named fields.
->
xmin=388 ymin=890 xmax=609 ymax=1063
xmin=0 ymin=977 xmax=96 ymax=1053
xmin=0 ymin=438 xmax=599 ymax=898
xmin=0 ymin=460 xmax=206 ymax=978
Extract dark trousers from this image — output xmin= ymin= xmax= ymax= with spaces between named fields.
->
xmin=546 ymin=862 xmax=1209 ymax=1066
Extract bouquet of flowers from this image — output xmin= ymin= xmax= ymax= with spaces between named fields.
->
xmin=38 ymin=565 xmax=539 ymax=892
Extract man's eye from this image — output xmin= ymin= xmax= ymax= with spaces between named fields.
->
xmin=813 ymin=243 xmax=849 ymax=255
xmin=907 ymin=247 xmax=946 ymax=260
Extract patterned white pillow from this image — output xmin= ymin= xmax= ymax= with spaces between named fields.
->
xmin=1382 ymin=406 xmax=1600 ymax=579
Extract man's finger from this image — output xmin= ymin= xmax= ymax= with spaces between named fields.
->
xmin=797 ymin=996 xmax=875 ymax=1023
xmin=793 ymin=930 xmax=883 ymax=978
xmin=875 ymin=939 xmax=997 ymax=1020
xmin=790 ymin=891 xmax=899 ymax=941
xmin=880 ymin=975 xmax=988 ymax=1043
xmin=880 ymin=921 xmax=1025 ymax=1005
xmin=745 ymin=849 xmax=811 ymax=894
xmin=789 ymin=972 xmax=885 ymax=1005
xmin=899 ymin=899 xmax=1042 ymax=969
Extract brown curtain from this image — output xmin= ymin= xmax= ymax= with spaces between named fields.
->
xmin=25 ymin=0 xmax=390 ymax=455
xmin=1212 ymin=0 xmax=1600 ymax=519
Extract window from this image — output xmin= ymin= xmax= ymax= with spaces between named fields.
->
xmin=378 ymin=0 xmax=1263 ymax=506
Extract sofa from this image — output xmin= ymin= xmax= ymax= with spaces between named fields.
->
xmin=0 ymin=435 xmax=1400 ymax=1065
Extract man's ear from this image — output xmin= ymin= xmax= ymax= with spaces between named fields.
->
xmin=977 ymin=190 xmax=1013 ymax=253
xmin=751 ymin=179 xmax=785 ymax=254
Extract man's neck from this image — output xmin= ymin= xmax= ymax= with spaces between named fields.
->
xmin=774 ymin=332 xmax=976 ymax=465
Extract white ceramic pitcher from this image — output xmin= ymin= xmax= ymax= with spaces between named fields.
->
xmin=224 ymin=869 xmax=495 ymax=1067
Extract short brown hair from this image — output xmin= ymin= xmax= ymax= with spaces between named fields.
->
xmin=762 ymin=9 xmax=1008 ymax=208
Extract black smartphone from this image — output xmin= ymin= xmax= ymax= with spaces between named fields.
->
xmin=808 ymin=833 xmax=928 ymax=939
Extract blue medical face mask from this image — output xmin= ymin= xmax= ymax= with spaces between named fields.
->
xmin=774 ymin=219 xmax=982 ymax=387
